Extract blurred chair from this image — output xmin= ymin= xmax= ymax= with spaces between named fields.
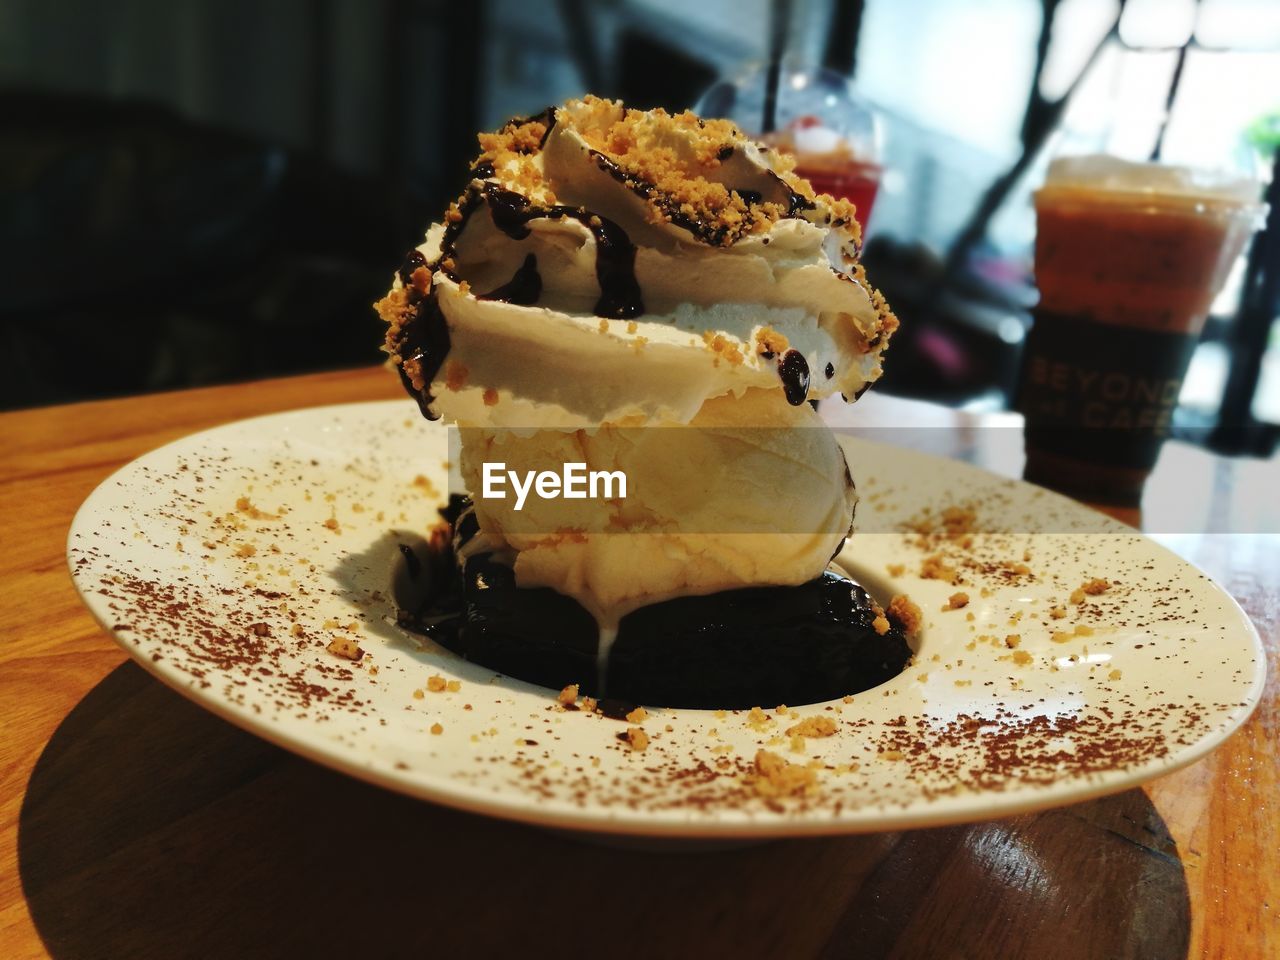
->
xmin=0 ymin=91 xmax=431 ymax=409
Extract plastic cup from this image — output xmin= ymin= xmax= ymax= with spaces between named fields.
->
xmin=696 ymin=65 xmax=883 ymax=233
xmin=1017 ymin=155 xmax=1264 ymax=505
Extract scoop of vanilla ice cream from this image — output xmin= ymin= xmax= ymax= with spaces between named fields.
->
xmin=459 ymin=389 xmax=856 ymax=623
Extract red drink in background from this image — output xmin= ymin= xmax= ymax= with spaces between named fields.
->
xmin=793 ymin=159 xmax=882 ymax=233
xmin=696 ymin=70 xmax=884 ymax=231
xmin=767 ymin=114 xmax=882 ymax=234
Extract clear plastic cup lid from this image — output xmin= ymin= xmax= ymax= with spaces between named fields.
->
xmin=1042 ymin=154 xmax=1265 ymax=212
xmin=696 ymin=63 xmax=882 ymax=163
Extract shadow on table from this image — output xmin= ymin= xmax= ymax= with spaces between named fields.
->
xmin=19 ymin=663 xmax=1190 ymax=959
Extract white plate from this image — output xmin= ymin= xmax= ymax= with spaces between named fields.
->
xmin=68 ymin=401 xmax=1265 ymax=837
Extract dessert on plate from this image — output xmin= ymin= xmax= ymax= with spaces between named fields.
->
xmin=376 ymin=96 xmax=910 ymax=708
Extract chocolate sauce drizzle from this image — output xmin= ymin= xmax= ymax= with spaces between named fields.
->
xmin=398 ymin=249 xmax=426 ymax=286
xmin=514 ymin=106 xmax=558 ymax=149
xmin=586 ymin=150 xmax=809 ymax=247
xmin=438 ymin=189 xmax=485 ymax=276
xmin=393 ymin=172 xmax=648 ymax=417
xmin=477 ymin=184 xmax=643 ymax=319
xmin=778 ymin=349 xmax=811 ymax=406
xmin=494 ymin=106 xmax=559 ymax=154
xmin=389 ymin=247 xmax=452 ymax=421
xmin=479 ymin=253 xmax=542 ymax=305
xmin=763 ymin=169 xmax=818 ymax=218
xmin=396 ymin=295 xmax=450 ymax=422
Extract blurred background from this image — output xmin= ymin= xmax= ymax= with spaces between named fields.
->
xmin=2 ymin=0 xmax=1278 ymax=457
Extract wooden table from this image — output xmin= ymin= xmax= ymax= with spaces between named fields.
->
xmin=2 ymin=367 xmax=1276 ymax=959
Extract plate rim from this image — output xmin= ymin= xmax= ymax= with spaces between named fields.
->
xmin=66 ymin=399 xmax=1269 ymax=838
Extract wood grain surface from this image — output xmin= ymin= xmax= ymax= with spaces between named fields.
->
xmin=1 ymin=367 xmax=1276 ymax=959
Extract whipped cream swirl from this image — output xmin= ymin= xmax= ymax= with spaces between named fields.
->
xmin=380 ymin=97 xmax=897 ymax=429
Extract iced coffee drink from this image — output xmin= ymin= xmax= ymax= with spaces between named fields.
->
xmin=1018 ymin=155 xmax=1263 ymax=504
